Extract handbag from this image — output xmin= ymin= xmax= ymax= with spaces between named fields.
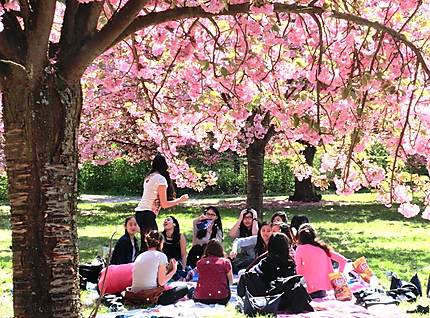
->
xmin=124 ymin=286 xmax=165 ymax=306
xmin=243 ymin=287 xmax=283 ymax=316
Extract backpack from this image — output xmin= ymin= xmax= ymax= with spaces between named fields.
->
xmin=79 ymin=256 xmax=105 ymax=286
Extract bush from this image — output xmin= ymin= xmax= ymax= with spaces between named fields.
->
xmin=78 ymin=159 xmax=150 ymax=195
xmin=78 ymin=156 xmax=295 ymax=196
xmin=0 ymin=175 xmax=8 ymax=202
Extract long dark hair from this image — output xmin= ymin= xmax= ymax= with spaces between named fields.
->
xmin=148 ymin=154 xmax=175 ymax=200
xmin=239 ymin=208 xmax=255 ymax=237
xmin=197 ymin=206 xmax=223 ymax=240
xmin=297 ymin=223 xmax=332 ymax=256
xmin=162 ymin=215 xmax=180 ymax=242
xmin=268 ymin=232 xmax=292 ymax=261
xmin=291 ymin=215 xmax=310 ymax=235
xmin=255 ymin=221 xmax=271 ymax=256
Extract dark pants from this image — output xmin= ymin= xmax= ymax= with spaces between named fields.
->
xmin=309 ymin=290 xmax=327 ymax=299
xmin=157 ymin=285 xmax=188 ymax=305
xmin=135 ymin=210 xmax=158 ymax=252
xmin=187 ymin=287 xmax=230 ymax=305
xmin=186 ymin=244 xmax=206 ymax=268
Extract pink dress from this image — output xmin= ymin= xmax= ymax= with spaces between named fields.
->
xmin=294 ymin=244 xmax=347 ymax=293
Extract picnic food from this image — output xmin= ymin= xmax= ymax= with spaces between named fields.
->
xmin=352 ymin=256 xmax=373 ymax=283
xmin=329 ymin=272 xmax=352 ymax=301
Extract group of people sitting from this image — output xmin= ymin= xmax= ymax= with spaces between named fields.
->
xmin=103 ymin=208 xmax=347 ymax=309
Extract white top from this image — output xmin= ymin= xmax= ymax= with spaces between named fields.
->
xmin=135 ymin=173 xmax=168 ymax=214
xmin=131 ymin=250 xmax=168 ymax=292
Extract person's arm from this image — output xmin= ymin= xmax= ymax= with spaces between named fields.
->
xmin=228 ymin=219 xmax=241 ymax=239
xmin=229 ymin=238 xmax=240 ymax=259
xmin=179 ymin=234 xmax=187 ymax=268
xmin=330 ymin=250 xmax=348 ymax=272
xmin=192 ymin=218 xmax=199 ymax=245
xmin=158 ymin=184 xmax=189 ymax=209
xmin=294 ymin=246 xmax=304 ymax=274
xmin=251 ymin=210 xmax=259 ymax=235
xmin=158 ymin=259 xmax=177 ymax=286
xmin=226 ymin=259 xmax=233 ymax=285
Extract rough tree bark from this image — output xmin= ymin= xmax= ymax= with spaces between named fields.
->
xmin=246 ymin=114 xmax=276 ymax=218
xmin=289 ymin=142 xmax=321 ymax=202
xmin=2 ymin=66 xmax=82 ymax=317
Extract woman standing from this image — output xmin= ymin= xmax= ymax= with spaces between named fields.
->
xmin=135 ymin=154 xmax=188 ymax=251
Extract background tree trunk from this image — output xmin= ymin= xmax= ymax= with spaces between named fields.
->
xmin=2 ymin=67 xmax=81 ymax=317
xmin=289 ymin=143 xmax=321 ymax=202
xmin=246 ymin=139 xmax=266 ymax=218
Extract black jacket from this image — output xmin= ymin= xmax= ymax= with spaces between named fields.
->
xmin=110 ymin=234 xmax=139 ymax=265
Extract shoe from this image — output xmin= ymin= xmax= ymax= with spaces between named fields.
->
xmin=406 ymin=305 xmax=429 ymax=314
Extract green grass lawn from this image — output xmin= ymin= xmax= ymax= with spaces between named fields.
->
xmin=0 ymin=193 xmax=429 ymax=317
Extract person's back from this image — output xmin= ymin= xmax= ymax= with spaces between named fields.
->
xmin=194 ymin=256 xmax=231 ymax=300
xmin=295 ymin=244 xmax=334 ymax=293
xmin=260 ymin=255 xmax=295 ymax=285
xmin=131 ymin=249 xmax=167 ymax=292
xmin=294 ymin=224 xmax=347 ymax=296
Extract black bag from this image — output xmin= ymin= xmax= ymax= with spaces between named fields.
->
xmin=269 ymin=275 xmax=314 ymax=314
xmin=243 ymin=288 xmax=283 ymax=316
xmin=79 ymin=256 xmax=105 ymax=284
xmin=410 ymin=273 xmax=422 ymax=297
xmin=237 ymin=266 xmax=267 ymax=298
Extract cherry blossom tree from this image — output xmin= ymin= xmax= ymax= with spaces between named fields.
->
xmin=1 ymin=0 xmax=430 ymax=316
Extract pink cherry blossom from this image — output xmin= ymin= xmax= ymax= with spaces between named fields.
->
xmin=398 ymin=203 xmax=420 ymax=218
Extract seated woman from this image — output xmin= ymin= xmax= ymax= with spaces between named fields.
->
xmin=230 ymin=221 xmax=272 ymax=272
xmin=229 ymin=208 xmax=258 ymax=239
xmin=162 ymin=216 xmax=188 ymax=279
xmin=238 ymin=233 xmax=296 ymax=297
xmin=259 ymin=233 xmax=296 ymax=284
xmin=271 ymin=211 xmax=288 ymax=224
xmin=110 ymin=216 xmax=140 ymax=265
xmin=228 ymin=208 xmax=259 ymax=273
xmin=130 ymin=231 xmax=188 ymax=305
xmin=294 ymin=223 xmax=347 ymax=299
xmin=188 ymin=239 xmax=233 ymax=305
xmin=187 ymin=206 xmax=223 ymax=268
xmin=290 ymin=215 xmax=310 ymax=240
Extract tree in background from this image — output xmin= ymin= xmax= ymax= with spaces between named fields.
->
xmin=1 ymin=0 xmax=430 ymax=316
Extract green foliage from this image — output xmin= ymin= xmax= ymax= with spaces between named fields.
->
xmin=264 ymin=159 xmax=295 ymax=194
xmin=0 ymin=176 xmax=8 ymax=202
xmin=78 ymin=157 xmax=295 ymax=196
xmin=78 ymin=159 xmax=151 ymax=195
xmin=367 ymin=142 xmax=389 ymax=169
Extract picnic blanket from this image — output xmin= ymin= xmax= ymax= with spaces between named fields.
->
xmin=97 ymin=280 xmax=407 ymax=318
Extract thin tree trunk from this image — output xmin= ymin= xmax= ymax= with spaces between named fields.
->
xmin=2 ymin=68 xmax=81 ymax=317
xmin=246 ymin=139 xmax=266 ymax=218
xmin=289 ymin=143 xmax=321 ymax=202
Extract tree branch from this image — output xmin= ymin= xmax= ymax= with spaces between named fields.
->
xmin=26 ymin=0 xmax=56 ymax=81
xmin=113 ymin=3 xmax=430 ymax=79
xmin=60 ymin=0 xmax=150 ymax=82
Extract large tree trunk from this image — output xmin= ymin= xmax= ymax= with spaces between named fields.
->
xmin=2 ymin=67 xmax=81 ymax=317
xmin=246 ymin=139 xmax=266 ymax=218
xmin=289 ymin=143 xmax=321 ymax=202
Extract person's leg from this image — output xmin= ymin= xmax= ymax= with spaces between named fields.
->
xmin=135 ymin=211 xmax=158 ymax=253
xmin=194 ymin=296 xmax=230 ymax=305
xmin=309 ymin=290 xmax=327 ymax=299
xmin=157 ymin=286 xmax=189 ymax=305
